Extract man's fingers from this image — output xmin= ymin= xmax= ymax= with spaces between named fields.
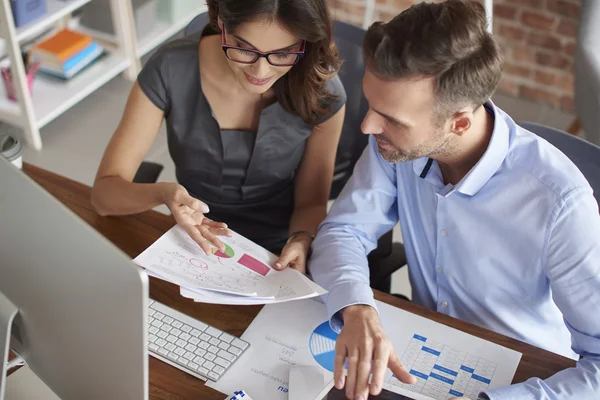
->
xmin=333 ymin=344 xmax=347 ymax=390
xmin=345 ymin=348 xmax=360 ymax=399
xmin=369 ymin=341 xmax=390 ymax=395
xmin=355 ymin=355 xmax=373 ymax=400
xmin=389 ymin=350 xmax=416 ymax=385
xmin=274 ymin=247 xmax=297 ymax=270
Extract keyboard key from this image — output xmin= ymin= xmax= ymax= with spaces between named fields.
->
xmin=214 ymin=357 xmax=230 ymax=368
xmin=171 ymin=321 xmax=183 ymax=329
xmin=162 ymin=325 xmax=172 ymax=333
xmin=166 ymin=335 xmax=177 ymax=343
xmin=162 ymin=316 xmax=174 ymax=324
xmin=181 ymin=324 xmax=192 ymax=333
xmin=194 ymin=348 xmax=207 ymax=357
xmin=148 ymin=334 xmax=158 ymax=343
xmin=148 ymin=326 xmax=159 ymax=335
xmin=198 ymin=367 xmax=210 ymax=376
xmin=165 ymin=343 xmax=176 ymax=352
xmin=154 ymin=312 xmax=165 ymax=320
xmin=199 ymin=341 xmax=210 ymax=350
xmin=218 ymin=350 xmax=235 ymax=362
xmin=149 ymin=343 xmax=159 ymax=352
xmin=232 ymin=339 xmax=248 ymax=350
xmin=157 ymin=331 xmax=168 ymax=339
xmin=220 ymin=332 xmax=234 ymax=343
xmin=175 ymin=348 xmax=186 ymax=356
xmin=148 ymin=309 xmax=156 ymax=316
xmin=155 ymin=339 xmax=167 ymax=347
xmin=193 ymin=356 xmax=206 ymax=366
xmin=176 ymin=339 xmax=187 ymax=348
xmin=180 ymin=333 xmax=192 ymax=341
xmin=184 ymin=352 xmax=196 ymax=361
xmin=206 ymin=327 xmax=223 ymax=337
xmin=208 ymin=372 xmax=219 ymax=380
xmin=213 ymin=365 xmax=225 ymax=375
xmin=218 ymin=342 xmax=230 ymax=351
xmin=229 ymin=347 xmax=242 ymax=356
xmin=209 ymin=338 xmax=220 ymax=346
xmin=158 ymin=348 xmax=169 ymax=356
xmin=204 ymin=361 xmax=215 ymax=370
xmin=200 ymin=333 xmax=211 ymax=341
xmin=190 ymin=329 xmax=203 ymax=337
xmin=190 ymin=337 xmax=201 ymax=345
xmin=178 ymin=357 xmax=189 ymax=366
xmin=208 ymin=345 xmax=220 ymax=354
xmin=171 ymin=329 xmax=182 ymax=337
xmin=185 ymin=344 xmax=197 ymax=353
xmin=205 ymin=353 xmax=216 ymax=361
xmin=188 ymin=362 xmax=199 ymax=370
xmin=167 ymin=352 xmax=178 ymax=361
xmin=151 ymin=320 xmax=163 ymax=328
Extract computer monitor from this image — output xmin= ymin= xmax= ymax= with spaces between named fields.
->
xmin=0 ymin=158 xmax=149 ymax=400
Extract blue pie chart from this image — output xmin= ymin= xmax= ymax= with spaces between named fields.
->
xmin=309 ymin=322 xmax=339 ymax=372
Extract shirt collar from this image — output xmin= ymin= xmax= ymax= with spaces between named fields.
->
xmin=413 ymin=101 xmax=510 ymax=197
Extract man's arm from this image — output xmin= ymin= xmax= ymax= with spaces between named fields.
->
xmin=310 ymin=135 xmax=400 ymax=331
xmin=485 ymin=187 xmax=600 ymax=399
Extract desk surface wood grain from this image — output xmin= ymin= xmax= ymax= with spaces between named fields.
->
xmin=23 ymin=163 xmax=575 ymax=399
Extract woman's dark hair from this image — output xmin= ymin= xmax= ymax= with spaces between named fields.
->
xmin=207 ymin=0 xmax=341 ymax=125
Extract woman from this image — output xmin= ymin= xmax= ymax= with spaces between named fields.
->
xmin=91 ymin=0 xmax=346 ymax=273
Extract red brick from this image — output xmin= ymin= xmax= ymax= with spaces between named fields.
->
xmin=506 ymin=0 xmax=544 ymax=8
xmin=557 ymin=20 xmax=578 ymax=38
xmin=498 ymin=23 xmax=526 ymax=40
xmin=378 ymin=9 xmax=401 ymax=22
xmin=520 ymin=85 xmax=561 ymax=107
xmin=512 ymin=43 xmax=536 ymax=64
xmin=528 ymin=32 xmax=562 ymax=51
xmin=556 ymin=73 xmax=575 ymax=92
xmin=564 ymin=41 xmax=576 ymax=56
xmin=547 ymin=0 xmax=580 ymax=20
xmin=561 ymin=95 xmax=575 ymax=112
xmin=494 ymin=4 xmax=518 ymax=20
xmin=535 ymin=70 xmax=558 ymax=86
xmin=535 ymin=51 xmax=572 ymax=69
xmin=504 ymin=63 xmax=532 ymax=78
xmin=392 ymin=0 xmax=415 ymax=8
xmin=343 ymin=3 xmax=366 ymax=16
xmin=497 ymin=78 xmax=520 ymax=96
xmin=521 ymin=11 xmax=557 ymax=30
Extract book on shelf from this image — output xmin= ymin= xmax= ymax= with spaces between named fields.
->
xmin=30 ymin=29 xmax=93 ymax=70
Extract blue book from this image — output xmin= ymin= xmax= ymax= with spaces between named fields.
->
xmin=62 ymin=41 xmax=101 ymax=72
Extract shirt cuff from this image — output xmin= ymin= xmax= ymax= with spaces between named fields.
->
xmin=485 ymin=382 xmax=537 ymax=400
xmin=326 ymin=281 xmax=377 ymax=333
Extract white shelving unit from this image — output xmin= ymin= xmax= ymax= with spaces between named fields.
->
xmin=0 ymin=0 xmax=205 ymax=151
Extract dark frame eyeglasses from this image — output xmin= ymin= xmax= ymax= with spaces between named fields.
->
xmin=221 ymin=29 xmax=305 ymax=67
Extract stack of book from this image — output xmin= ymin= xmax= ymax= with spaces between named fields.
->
xmin=30 ymin=29 xmax=104 ymax=80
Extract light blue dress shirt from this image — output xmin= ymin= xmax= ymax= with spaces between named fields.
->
xmin=310 ymin=103 xmax=600 ymax=399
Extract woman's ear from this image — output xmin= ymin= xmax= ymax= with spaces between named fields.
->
xmin=217 ymin=16 xmax=224 ymax=31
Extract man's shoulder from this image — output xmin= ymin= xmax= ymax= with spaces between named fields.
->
xmin=504 ymin=125 xmax=591 ymax=199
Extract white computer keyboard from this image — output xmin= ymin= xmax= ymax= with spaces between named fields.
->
xmin=147 ymin=300 xmax=250 ymax=382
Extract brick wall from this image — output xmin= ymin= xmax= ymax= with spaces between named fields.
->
xmin=329 ymin=0 xmax=580 ymax=113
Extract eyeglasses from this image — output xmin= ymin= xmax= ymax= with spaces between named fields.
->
xmin=221 ymin=29 xmax=305 ymax=67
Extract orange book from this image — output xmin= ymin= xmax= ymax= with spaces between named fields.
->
xmin=32 ymin=29 xmax=93 ymax=65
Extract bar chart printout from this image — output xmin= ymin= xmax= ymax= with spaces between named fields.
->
xmin=389 ymin=334 xmax=498 ymax=400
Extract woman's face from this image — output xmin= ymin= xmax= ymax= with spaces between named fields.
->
xmin=221 ymin=18 xmax=303 ymax=94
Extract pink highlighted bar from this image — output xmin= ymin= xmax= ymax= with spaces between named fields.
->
xmin=238 ymin=254 xmax=270 ymax=276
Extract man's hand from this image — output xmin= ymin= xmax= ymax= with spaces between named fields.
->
xmin=335 ymin=305 xmax=416 ymax=399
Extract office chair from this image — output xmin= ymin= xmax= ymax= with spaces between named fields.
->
xmin=518 ymin=122 xmax=600 ymax=207
xmin=134 ymin=15 xmax=408 ymax=293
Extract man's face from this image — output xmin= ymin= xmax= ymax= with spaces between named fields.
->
xmin=361 ymin=69 xmax=455 ymax=163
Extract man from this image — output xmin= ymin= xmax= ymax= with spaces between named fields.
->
xmin=310 ymin=1 xmax=600 ymax=400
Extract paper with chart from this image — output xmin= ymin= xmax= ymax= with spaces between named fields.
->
xmin=207 ymin=298 xmax=522 ymax=400
xmin=134 ymin=225 xmax=325 ymax=302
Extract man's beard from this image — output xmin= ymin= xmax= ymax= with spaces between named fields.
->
xmin=375 ymin=129 xmax=455 ymax=163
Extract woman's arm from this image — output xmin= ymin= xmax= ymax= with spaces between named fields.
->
xmin=91 ymin=82 xmax=168 ymax=215
xmin=275 ymin=105 xmax=346 ymax=271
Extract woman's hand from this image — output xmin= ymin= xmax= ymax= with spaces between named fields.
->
xmin=160 ymin=183 xmax=231 ymax=255
xmin=273 ymin=235 xmax=313 ymax=274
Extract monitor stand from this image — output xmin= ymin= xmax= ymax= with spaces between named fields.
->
xmin=0 ymin=292 xmax=18 ymax=400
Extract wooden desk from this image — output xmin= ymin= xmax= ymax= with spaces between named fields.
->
xmin=23 ymin=163 xmax=575 ymax=399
